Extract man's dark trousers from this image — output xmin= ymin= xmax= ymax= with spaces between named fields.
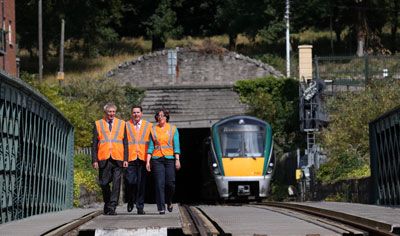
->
xmin=125 ymin=159 xmax=146 ymax=210
xmin=99 ymin=158 xmax=122 ymax=213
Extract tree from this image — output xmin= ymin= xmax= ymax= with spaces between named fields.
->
xmin=215 ymin=0 xmax=267 ymax=49
xmin=65 ymin=0 xmax=123 ymax=56
xmin=145 ymin=0 xmax=183 ymax=51
xmin=387 ymin=0 xmax=400 ymax=52
xmin=176 ymin=0 xmax=219 ymax=36
xmin=16 ymin=0 xmax=124 ymax=58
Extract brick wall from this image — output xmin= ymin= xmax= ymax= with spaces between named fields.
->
xmin=0 ymin=0 xmax=17 ymax=77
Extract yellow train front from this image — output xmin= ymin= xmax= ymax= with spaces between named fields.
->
xmin=206 ymin=115 xmax=275 ymax=200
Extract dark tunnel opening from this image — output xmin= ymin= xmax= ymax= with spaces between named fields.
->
xmin=144 ymin=127 xmax=211 ymax=204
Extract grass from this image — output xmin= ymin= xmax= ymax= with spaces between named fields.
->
xmin=18 ymin=34 xmax=262 ymax=84
xmin=18 ymin=31 xmax=360 ymax=84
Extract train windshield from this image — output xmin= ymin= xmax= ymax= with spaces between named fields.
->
xmin=219 ymin=124 xmax=265 ymax=158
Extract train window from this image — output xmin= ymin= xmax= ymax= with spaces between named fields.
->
xmin=222 ymin=133 xmax=241 ymax=157
xmin=219 ymin=124 xmax=265 ymax=158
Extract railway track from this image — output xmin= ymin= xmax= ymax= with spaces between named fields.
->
xmin=255 ymin=202 xmax=398 ymax=236
xmin=40 ymin=203 xmax=399 ymax=236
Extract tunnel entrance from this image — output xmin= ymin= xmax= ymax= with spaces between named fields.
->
xmin=144 ymin=127 xmax=211 ymax=204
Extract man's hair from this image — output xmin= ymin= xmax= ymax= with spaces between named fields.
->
xmin=131 ymin=105 xmax=143 ymax=112
xmin=103 ymin=102 xmax=117 ymax=112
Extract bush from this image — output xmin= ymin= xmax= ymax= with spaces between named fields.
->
xmin=234 ymin=76 xmax=302 ymax=152
xmin=73 ymin=154 xmax=100 ymax=206
xmin=319 ymin=79 xmax=400 ymax=183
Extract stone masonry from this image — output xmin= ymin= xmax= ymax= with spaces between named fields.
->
xmin=107 ymin=48 xmax=283 ymax=128
xmin=107 ymin=48 xmax=283 ymax=87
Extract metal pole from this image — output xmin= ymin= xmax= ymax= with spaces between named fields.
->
xmin=58 ymin=19 xmax=65 ymax=86
xmin=285 ymin=0 xmax=290 ymax=78
xmin=59 ymin=19 xmax=64 ymax=73
xmin=38 ymin=0 xmax=43 ymax=81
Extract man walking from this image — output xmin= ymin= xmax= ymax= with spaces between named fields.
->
xmin=92 ymin=102 xmax=128 ymax=215
xmin=125 ymin=105 xmax=152 ymax=214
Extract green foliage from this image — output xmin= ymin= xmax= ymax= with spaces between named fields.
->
xmin=268 ymin=182 xmax=289 ymax=201
xmin=319 ymin=79 xmax=400 ymax=183
xmin=16 ymin=0 xmax=124 ymax=57
xmin=234 ymin=76 xmax=301 ymax=151
xmin=20 ymin=73 xmax=144 ymax=147
xmin=73 ymin=154 xmax=100 ymax=207
xmin=255 ymin=54 xmax=286 ymax=75
xmin=324 ymin=192 xmax=346 ymax=202
xmin=145 ymin=0 xmax=183 ymax=49
xmin=317 ymin=151 xmax=369 ymax=184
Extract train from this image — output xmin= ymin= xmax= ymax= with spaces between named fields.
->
xmin=202 ymin=115 xmax=275 ymax=200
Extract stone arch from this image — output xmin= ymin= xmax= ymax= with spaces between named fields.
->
xmin=107 ymin=47 xmax=283 ymax=88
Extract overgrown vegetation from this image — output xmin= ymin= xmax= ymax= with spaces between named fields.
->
xmin=318 ymin=79 xmax=400 ymax=183
xmin=73 ymin=154 xmax=100 ymax=207
xmin=234 ymin=76 xmax=302 ymax=152
xmin=21 ymin=73 xmax=144 ymax=147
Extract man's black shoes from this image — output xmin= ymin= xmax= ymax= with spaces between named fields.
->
xmin=167 ymin=203 xmax=173 ymax=212
xmin=107 ymin=209 xmax=117 ymax=215
xmin=104 ymin=209 xmax=117 ymax=215
xmin=137 ymin=209 xmax=145 ymax=215
xmin=127 ymin=202 xmax=134 ymax=212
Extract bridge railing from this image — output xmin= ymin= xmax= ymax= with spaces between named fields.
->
xmin=0 ymin=72 xmax=74 ymax=224
xmin=369 ymin=106 xmax=400 ymax=205
xmin=314 ymin=55 xmax=400 ymax=88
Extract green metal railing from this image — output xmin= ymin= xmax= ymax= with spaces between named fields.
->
xmin=0 ymin=72 xmax=74 ymax=224
xmin=314 ymin=55 xmax=400 ymax=85
xmin=369 ymin=107 xmax=400 ymax=205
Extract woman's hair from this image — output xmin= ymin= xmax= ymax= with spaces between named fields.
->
xmin=154 ymin=108 xmax=170 ymax=122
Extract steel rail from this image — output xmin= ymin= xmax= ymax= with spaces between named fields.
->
xmin=42 ymin=210 xmax=102 ymax=236
xmin=181 ymin=205 xmax=220 ymax=236
xmin=256 ymin=202 xmax=397 ymax=236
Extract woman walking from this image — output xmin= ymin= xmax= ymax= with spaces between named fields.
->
xmin=146 ymin=108 xmax=181 ymax=214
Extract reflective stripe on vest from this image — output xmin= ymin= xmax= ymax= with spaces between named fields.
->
xmin=151 ymin=123 xmax=175 ymax=156
xmin=96 ymin=118 xmax=125 ymax=161
xmin=126 ymin=120 xmax=151 ymax=161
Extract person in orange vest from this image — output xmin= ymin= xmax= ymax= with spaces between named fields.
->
xmin=92 ymin=102 xmax=128 ymax=215
xmin=146 ymin=108 xmax=181 ymax=214
xmin=124 ymin=105 xmax=152 ymax=215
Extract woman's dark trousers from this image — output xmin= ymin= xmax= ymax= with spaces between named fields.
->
xmin=151 ymin=158 xmax=175 ymax=211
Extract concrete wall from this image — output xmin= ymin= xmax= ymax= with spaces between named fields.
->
xmin=107 ymin=48 xmax=283 ymax=87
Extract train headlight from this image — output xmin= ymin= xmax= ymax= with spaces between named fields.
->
xmin=267 ymin=162 xmax=274 ymax=174
xmin=212 ymin=162 xmax=221 ymax=175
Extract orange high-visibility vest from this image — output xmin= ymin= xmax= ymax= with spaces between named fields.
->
xmin=126 ymin=119 xmax=152 ymax=161
xmin=151 ymin=123 xmax=176 ymax=157
xmin=95 ymin=118 xmax=125 ymax=161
